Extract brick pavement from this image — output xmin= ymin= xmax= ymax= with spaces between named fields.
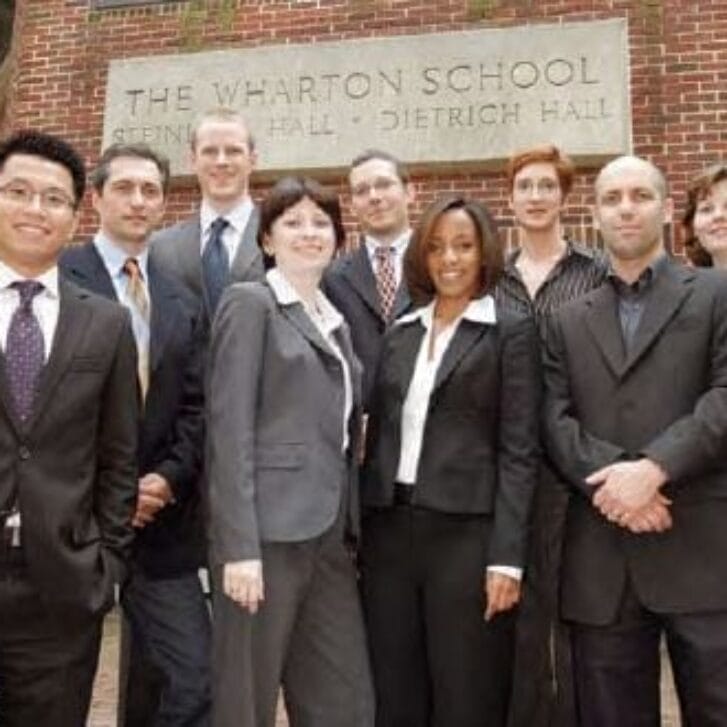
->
xmin=89 ymin=609 xmax=680 ymax=727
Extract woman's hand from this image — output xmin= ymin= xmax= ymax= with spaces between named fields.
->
xmin=484 ymin=571 xmax=521 ymax=622
xmin=223 ymin=560 xmax=264 ymax=614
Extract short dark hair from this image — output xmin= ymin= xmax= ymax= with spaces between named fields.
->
xmin=350 ymin=149 xmax=409 ymax=184
xmin=257 ymin=177 xmax=346 ymax=268
xmin=89 ymin=143 xmax=171 ymax=196
xmin=404 ymin=196 xmax=504 ymax=305
xmin=0 ymin=129 xmax=86 ymax=207
xmin=683 ymin=162 xmax=727 ymax=267
xmin=506 ymin=144 xmax=575 ymax=198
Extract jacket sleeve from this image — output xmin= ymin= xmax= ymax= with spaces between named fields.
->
xmin=489 ymin=314 xmax=541 ymax=568
xmin=206 ymin=284 xmax=268 ymax=565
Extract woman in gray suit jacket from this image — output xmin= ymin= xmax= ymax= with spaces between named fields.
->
xmin=361 ymin=196 xmax=541 ymax=727
xmin=207 ymin=177 xmax=374 ymax=727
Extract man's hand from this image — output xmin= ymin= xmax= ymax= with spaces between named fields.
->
xmin=587 ymin=459 xmax=668 ymax=521
xmin=223 ymin=560 xmax=264 ymax=614
xmin=484 ymin=572 xmax=521 ymax=622
xmin=621 ymin=494 xmax=673 ymax=533
xmin=132 ymin=473 xmax=174 ymax=528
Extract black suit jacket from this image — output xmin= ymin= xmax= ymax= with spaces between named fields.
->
xmin=543 ymin=259 xmax=727 ymax=624
xmin=323 ymin=243 xmax=412 ymax=407
xmin=362 ymin=302 xmax=541 ymax=568
xmin=0 ymin=278 xmax=138 ymax=617
xmin=60 ymin=243 xmax=205 ymax=578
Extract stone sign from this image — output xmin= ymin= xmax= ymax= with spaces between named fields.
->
xmin=102 ymin=18 xmax=631 ymax=176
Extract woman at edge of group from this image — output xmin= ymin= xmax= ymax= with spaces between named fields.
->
xmin=206 ymin=176 xmax=374 ymax=727
xmin=360 ymin=195 xmax=541 ymax=726
xmin=497 ymin=144 xmax=607 ymax=727
xmin=683 ymin=162 xmax=727 ymax=269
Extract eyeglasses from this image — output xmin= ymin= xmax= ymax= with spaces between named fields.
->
xmin=0 ymin=180 xmax=76 ymax=212
xmin=513 ymin=178 xmax=561 ymax=197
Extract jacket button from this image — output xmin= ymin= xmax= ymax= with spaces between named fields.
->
xmin=18 ymin=446 xmax=30 ymax=460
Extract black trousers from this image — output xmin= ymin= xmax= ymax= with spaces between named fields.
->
xmin=508 ymin=467 xmax=576 ymax=727
xmin=360 ymin=504 xmax=515 ymax=727
xmin=0 ymin=551 xmax=102 ymax=727
xmin=571 ymin=581 xmax=727 ymax=727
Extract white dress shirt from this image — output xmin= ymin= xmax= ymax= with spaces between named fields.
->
xmin=200 ymin=197 xmax=254 ymax=267
xmin=394 ymin=296 xmax=521 ymax=581
xmin=0 ymin=260 xmax=60 ymax=361
xmin=93 ymin=234 xmax=151 ymax=360
xmin=364 ymin=229 xmax=411 ymax=289
xmin=266 ymin=268 xmax=353 ymax=452
xmin=0 ymin=260 xmax=61 ymax=536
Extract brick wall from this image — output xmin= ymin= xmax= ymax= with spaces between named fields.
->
xmin=5 ymin=0 xmax=727 ymax=250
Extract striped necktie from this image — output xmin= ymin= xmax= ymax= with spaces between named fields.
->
xmin=123 ymin=257 xmax=150 ymax=399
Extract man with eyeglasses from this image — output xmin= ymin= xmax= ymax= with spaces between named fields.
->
xmin=323 ymin=149 xmax=414 ymax=408
xmin=0 ymin=130 xmax=138 ymax=726
xmin=60 ymin=143 xmax=210 ymax=727
xmin=151 ymin=107 xmax=264 ymax=325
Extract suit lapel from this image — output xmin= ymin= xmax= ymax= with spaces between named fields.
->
xmin=27 ymin=279 xmax=92 ymax=432
xmin=622 ymin=261 xmax=694 ymax=376
xmin=342 ymin=245 xmax=383 ymax=320
xmin=280 ymin=302 xmax=336 ymax=359
xmin=178 ymin=219 xmax=204 ymax=292
xmin=0 ymin=354 xmax=22 ymax=434
xmin=63 ymin=244 xmax=118 ymax=300
xmin=147 ymin=261 xmax=178 ymax=373
xmin=583 ymin=284 xmax=626 ymax=378
xmin=393 ymin=322 xmax=426 ymax=401
xmin=230 ymin=206 xmax=261 ymax=281
xmin=433 ymin=320 xmax=488 ymax=391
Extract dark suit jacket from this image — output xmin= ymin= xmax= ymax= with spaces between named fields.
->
xmin=60 ymin=243 xmax=205 ymax=578
xmin=543 ymin=259 xmax=727 ymax=624
xmin=207 ymin=281 xmax=363 ymax=566
xmin=362 ymin=302 xmax=541 ymax=568
xmin=150 ymin=208 xmax=264 ymax=325
xmin=0 ymin=278 xmax=138 ymax=616
xmin=323 ymin=243 xmax=411 ymax=407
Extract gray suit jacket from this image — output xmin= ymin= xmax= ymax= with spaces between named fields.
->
xmin=150 ymin=208 xmax=264 ymax=324
xmin=206 ymin=281 xmax=362 ymax=566
xmin=544 ymin=259 xmax=727 ymax=624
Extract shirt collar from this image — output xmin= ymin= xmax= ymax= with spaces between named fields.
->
xmin=93 ymin=232 xmax=149 ymax=281
xmin=200 ymin=197 xmax=253 ymax=237
xmin=0 ymin=259 xmax=59 ymax=298
xmin=397 ymin=295 xmax=497 ymax=329
xmin=266 ymin=268 xmax=344 ymax=335
xmin=364 ymin=229 xmax=411 ymax=256
xmin=607 ymin=252 xmax=668 ymax=293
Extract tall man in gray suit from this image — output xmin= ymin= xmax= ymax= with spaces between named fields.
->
xmin=323 ymin=149 xmax=414 ymax=406
xmin=151 ymin=108 xmax=264 ymax=320
xmin=0 ymin=132 xmax=138 ymax=726
xmin=544 ymin=156 xmax=727 ymax=726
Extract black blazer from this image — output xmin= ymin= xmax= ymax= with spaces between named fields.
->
xmin=323 ymin=243 xmax=412 ymax=407
xmin=362 ymin=301 xmax=541 ymax=568
xmin=543 ymin=259 xmax=727 ymax=624
xmin=60 ymin=243 xmax=205 ymax=578
xmin=0 ymin=278 xmax=138 ymax=617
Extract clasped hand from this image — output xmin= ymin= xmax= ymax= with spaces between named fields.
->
xmin=586 ymin=459 xmax=672 ymax=533
xmin=223 ymin=560 xmax=264 ymax=613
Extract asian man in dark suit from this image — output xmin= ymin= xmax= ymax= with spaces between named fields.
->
xmin=60 ymin=143 xmax=210 ymax=727
xmin=543 ymin=156 xmax=727 ymax=726
xmin=0 ymin=132 xmax=138 ymax=726
xmin=151 ymin=108 xmax=264 ymax=322
xmin=323 ymin=150 xmax=414 ymax=406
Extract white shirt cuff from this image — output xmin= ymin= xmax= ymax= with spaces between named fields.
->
xmin=487 ymin=565 xmax=523 ymax=581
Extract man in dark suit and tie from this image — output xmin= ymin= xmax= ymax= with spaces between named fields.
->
xmin=323 ymin=149 xmax=414 ymax=406
xmin=60 ymin=143 xmax=210 ymax=726
xmin=0 ymin=131 xmax=138 ymax=726
xmin=544 ymin=155 xmax=727 ymax=726
xmin=151 ymin=108 xmax=264 ymax=321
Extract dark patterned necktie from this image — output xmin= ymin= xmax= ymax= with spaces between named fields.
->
xmin=202 ymin=217 xmax=230 ymax=315
xmin=374 ymin=245 xmax=397 ymax=321
xmin=5 ymin=280 xmax=45 ymax=423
